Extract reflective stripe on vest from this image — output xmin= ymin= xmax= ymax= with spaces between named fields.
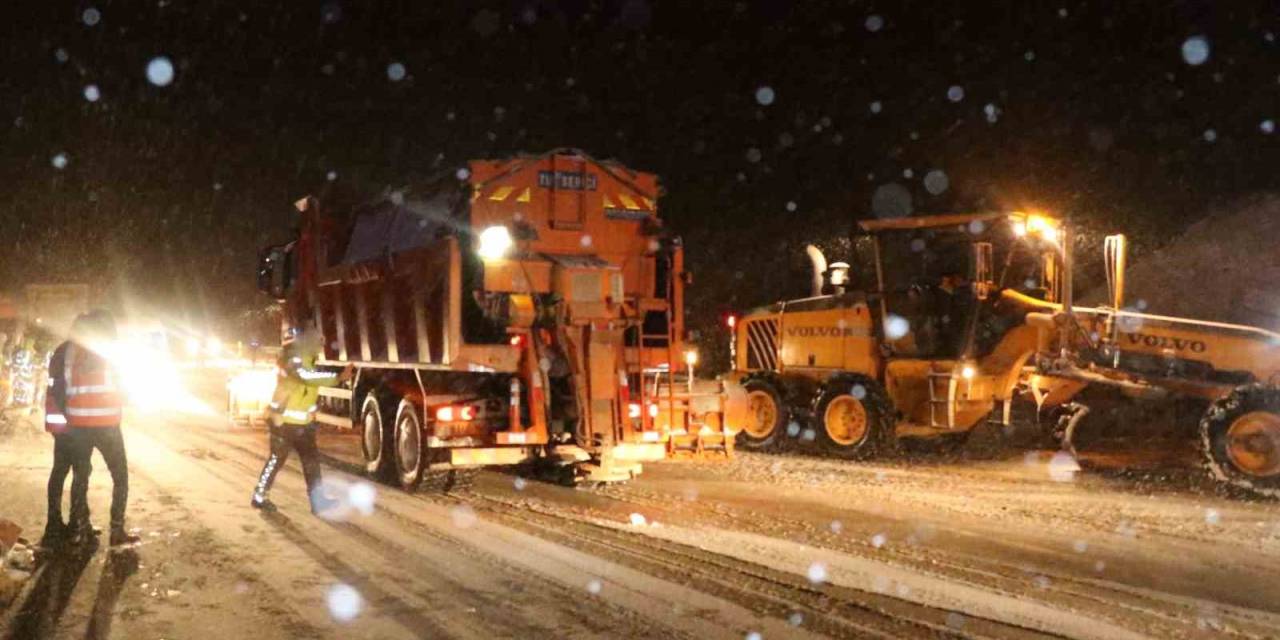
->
xmin=64 ymin=343 xmax=123 ymax=428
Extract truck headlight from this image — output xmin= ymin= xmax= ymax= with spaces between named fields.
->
xmin=477 ymin=225 xmax=513 ymax=260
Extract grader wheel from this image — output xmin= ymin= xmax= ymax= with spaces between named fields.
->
xmin=736 ymin=379 xmax=787 ymax=451
xmin=1201 ymin=385 xmax=1280 ymax=497
xmin=814 ymin=374 xmax=894 ymax=459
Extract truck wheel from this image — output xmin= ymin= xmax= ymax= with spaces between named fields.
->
xmin=814 ymin=375 xmax=893 ymax=459
xmin=393 ymin=399 xmax=427 ymax=491
xmin=360 ymin=394 xmax=394 ymax=481
xmin=736 ymin=379 xmax=787 ymax=450
xmin=1201 ymin=386 xmax=1280 ymax=497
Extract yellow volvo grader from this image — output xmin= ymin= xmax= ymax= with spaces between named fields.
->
xmin=723 ymin=212 xmax=1065 ymax=457
xmin=723 ymin=210 xmax=1280 ymax=497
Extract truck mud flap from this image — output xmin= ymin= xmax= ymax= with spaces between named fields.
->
xmin=666 ymin=429 xmax=735 ymax=460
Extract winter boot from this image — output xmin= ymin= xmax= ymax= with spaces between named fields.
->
xmin=109 ymin=526 xmax=141 ymax=549
xmin=39 ymin=522 xmax=67 ymax=549
xmin=70 ymin=520 xmax=101 ymax=546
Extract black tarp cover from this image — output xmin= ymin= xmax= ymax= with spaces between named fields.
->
xmin=341 ymin=192 xmax=455 ymax=264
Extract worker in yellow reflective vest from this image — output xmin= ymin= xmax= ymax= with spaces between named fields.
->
xmin=251 ymin=328 xmax=352 ymax=514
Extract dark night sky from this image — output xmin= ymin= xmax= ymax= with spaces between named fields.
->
xmin=2 ymin=1 xmax=1277 ymax=341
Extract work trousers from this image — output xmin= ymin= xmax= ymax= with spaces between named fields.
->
xmin=253 ymin=423 xmax=323 ymax=510
xmin=46 ymin=433 xmax=89 ymax=529
xmin=69 ymin=426 xmax=129 ymax=531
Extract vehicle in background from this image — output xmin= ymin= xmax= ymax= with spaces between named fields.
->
xmin=256 ymin=149 xmax=731 ymax=489
xmin=23 ymin=283 xmax=90 ymax=338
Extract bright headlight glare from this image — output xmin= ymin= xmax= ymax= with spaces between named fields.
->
xmin=477 ymin=225 xmax=513 ymax=260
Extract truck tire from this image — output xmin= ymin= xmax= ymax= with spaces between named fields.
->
xmin=814 ymin=375 xmax=893 ymax=459
xmin=736 ymin=379 xmax=787 ymax=451
xmin=393 ymin=399 xmax=428 ymax=491
xmin=1200 ymin=385 xmax=1280 ymax=498
xmin=360 ymin=394 xmax=394 ymax=481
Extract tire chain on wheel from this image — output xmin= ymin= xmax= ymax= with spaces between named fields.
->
xmin=1200 ymin=384 xmax=1280 ymax=499
xmin=419 ymin=468 xmax=478 ymax=494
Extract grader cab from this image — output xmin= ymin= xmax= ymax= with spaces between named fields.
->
xmin=725 ymin=212 xmax=1066 ymax=457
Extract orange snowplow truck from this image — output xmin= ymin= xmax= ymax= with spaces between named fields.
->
xmin=256 ymin=149 xmax=730 ymax=489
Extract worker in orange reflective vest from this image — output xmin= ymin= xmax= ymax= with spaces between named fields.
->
xmin=59 ymin=309 xmax=140 ymax=549
xmin=250 ymin=328 xmax=352 ymax=514
xmin=41 ymin=314 xmax=94 ymax=548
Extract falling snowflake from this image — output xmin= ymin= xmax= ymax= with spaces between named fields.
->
xmin=83 ymin=85 xmax=100 ymax=102
xmin=1024 ymin=50 xmax=1036 ymax=62
xmin=829 ymin=520 xmax=843 ymax=533
xmin=326 ymin=584 xmax=363 ymax=622
xmin=586 ymin=579 xmax=602 ymax=594
xmin=869 ymin=100 xmax=882 ymax=114
xmin=51 ymin=153 xmax=69 ymax=169
xmin=1203 ymin=128 xmax=1217 ymax=142
xmin=146 ymin=56 xmax=175 ymax=86
xmin=745 ymin=147 xmax=762 ymax=163
xmin=923 ymin=170 xmax=949 ymax=195
xmin=968 ymin=220 xmax=985 ymax=235
xmin=1204 ymin=508 xmax=1220 ymax=525
xmin=1182 ymin=36 xmax=1210 ymax=66
xmin=910 ymin=238 xmax=926 ymax=252
xmin=785 ymin=201 xmax=797 ymax=212
xmin=755 ymin=86 xmax=775 ymax=106
xmin=946 ymin=85 xmax=965 ymax=102
xmin=871 ymin=182 xmax=912 ymax=218
xmin=326 ymin=170 xmax=337 ymax=181
xmin=871 ymin=533 xmax=886 ymax=548
xmin=851 ymin=384 xmax=866 ymax=399
xmin=513 ymin=477 xmax=527 ymax=491
xmin=865 ymin=15 xmax=884 ymax=32
xmin=386 ymin=62 xmax=407 ymax=82
xmin=348 ymin=482 xmax=377 ymax=516
xmin=788 ymin=612 xmax=804 ymax=626
xmin=884 ymin=315 xmax=910 ymax=340
xmin=450 ymin=504 xmax=477 ymax=528
xmin=983 ymin=103 xmax=1001 ymax=124
xmin=1072 ymin=539 xmax=1089 ymax=553
xmin=1048 ymin=451 xmax=1080 ymax=482
xmin=806 ymin=562 xmax=828 ymax=584
xmin=1261 ymin=119 xmax=1275 ymax=134
xmin=82 ymin=7 xmax=101 ymax=26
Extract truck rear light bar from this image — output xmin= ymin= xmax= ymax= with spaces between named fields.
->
xmin=627 ymin=402 xmax=660 ymax=420
xmin=435 ymin=405 xmax=476 ymax=422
